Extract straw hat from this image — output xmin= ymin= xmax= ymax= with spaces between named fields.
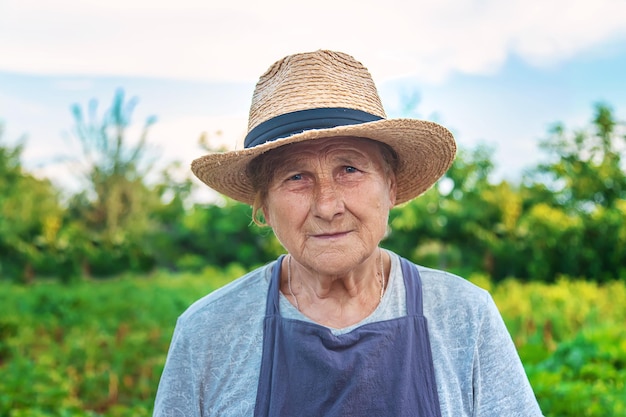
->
xmin=191 ymin=50 xmax=456 ymax=205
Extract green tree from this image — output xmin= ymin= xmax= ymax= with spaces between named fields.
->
xmin=0 ymin=123 xmax=64 ymax=282
xmin=520 ymin=103 xmax=626 ymax=281
xmin=145 ymin=162 xmax=196 ymax=270
xmin=386 ymin=145 xmax=500 ymax=276
xmin=65 ymin=90 xmax=161 ymax=276
xmin=175 ymin=199 xmax=280 ymax=271
xmin=536 ymin=102 xmax=625 ymax=210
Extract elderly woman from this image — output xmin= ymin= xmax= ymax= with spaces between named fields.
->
xmin=153 ymin=50 xmax=543 ymax=417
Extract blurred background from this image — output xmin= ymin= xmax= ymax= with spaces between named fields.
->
xmin=1 ymin=1 xmax=625 ymax=416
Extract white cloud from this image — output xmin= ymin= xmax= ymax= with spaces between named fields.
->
xmin=3 ymin=0 xmax=626 ymax=196
xmin=1 ymin=0 xmax=625 ymax=83
xmin=149 ymin=113 xmax=248 ymax=160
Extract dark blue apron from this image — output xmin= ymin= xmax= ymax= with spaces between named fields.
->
xmin=254 ymin=256 xmax=442 ymax=417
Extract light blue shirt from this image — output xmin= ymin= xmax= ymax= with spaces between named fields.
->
xmin=153 ymin=251 xmax=543 ymax=416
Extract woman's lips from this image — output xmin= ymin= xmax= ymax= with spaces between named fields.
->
xmin=311 ymin=231 xmax=350 ymax=239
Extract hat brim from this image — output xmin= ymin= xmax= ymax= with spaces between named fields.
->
xmin=191 ymin=118 xmax=456 ymax=206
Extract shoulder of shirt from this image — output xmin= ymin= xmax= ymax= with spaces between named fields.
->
xmin=418 ymin=264 xmax=490 ymax=298
xmin=389 ymin=253 xmax=493 ymax=312
xmin=411 ymin=263 xmax=498 ymax=330
xmin=176 ymin=260 xmax=274 ymax=326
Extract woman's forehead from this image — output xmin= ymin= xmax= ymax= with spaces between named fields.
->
xmin=282 ymin=137 xmax=382 ymax=159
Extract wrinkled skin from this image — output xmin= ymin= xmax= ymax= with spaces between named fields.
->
xmin=263 ymin=137 xmax=396 ymax=326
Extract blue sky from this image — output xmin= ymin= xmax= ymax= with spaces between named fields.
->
xmin=1 ymin=0 xmax=626 ymax=199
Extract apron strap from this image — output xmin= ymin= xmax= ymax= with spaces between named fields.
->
xmin=265 ymin=255 xmax=285 ymax=316
xmin=400 ymin=256 xmax=424 ymax=316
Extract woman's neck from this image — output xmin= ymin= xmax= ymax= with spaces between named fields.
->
xmin=281 ymin=249 xmax=389 ymax=328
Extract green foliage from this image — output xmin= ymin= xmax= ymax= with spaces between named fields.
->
xmin=517 ymin=102 xmax=626 ymax=282
xmin=0 ymin=267 xmax=240 ymax=416
xmin=386 ymin=146 xmax=508 ymax=277
xmin=475 ymin=276 xmax=626 ymax=417
xmin=385 ymin=103 xmax=626 ymax=282
xmin=536 ymin=102 xmax=625 ymax=209
xmin=516 ymin=203 xmax=585 ymax=280
xmin=527 ymin=327 xmax=626 ymax=417
xmin=0 ymin=124 xmax=65 ymax=283
xmin=65 ymin=89 xmax=161 ymax=277
xmin=1 ymin=273 xmax=624 ymax=415
xmin=154 ymin=198 xmax=283 ymax=271
xmin=488 ymin=278 xmax=626 ymax=355
xmin=4 ymin=90 xmax=626 ymax=414
xmin=2 ymin=99 xmax=626 ymax=284
xmin=183 ymin=200 xmax=264 ymax=266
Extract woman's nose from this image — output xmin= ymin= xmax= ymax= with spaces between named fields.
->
xmin=311 ymin=178 xmax=345 ymax=220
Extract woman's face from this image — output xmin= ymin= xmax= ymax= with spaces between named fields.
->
xmin=263 ymin=137 xmax=396 ymax=276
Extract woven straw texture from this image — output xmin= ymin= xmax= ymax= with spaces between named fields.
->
xmin=191 ymin=50 xmax=456 ymax=206
xmin=248 ymin=50 xmax=386 ymax=131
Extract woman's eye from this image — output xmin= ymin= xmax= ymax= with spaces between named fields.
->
xmin=344 ymin=166 xmax=358 ymax=173
xmin=288 ymin=173 xmax=303 ymax=181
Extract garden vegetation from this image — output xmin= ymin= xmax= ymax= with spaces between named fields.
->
xmin=0 ymin=92 xmax=625 ymax=416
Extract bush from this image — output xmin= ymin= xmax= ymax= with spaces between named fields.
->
xmin=527 ymin=326 xmax=626 ymax=417
xmin=0 ymin=271 xmax=624 ymax=416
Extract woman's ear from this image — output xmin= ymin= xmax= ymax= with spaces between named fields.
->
xmin=262 ymin=206 xmax=272 ymax=227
